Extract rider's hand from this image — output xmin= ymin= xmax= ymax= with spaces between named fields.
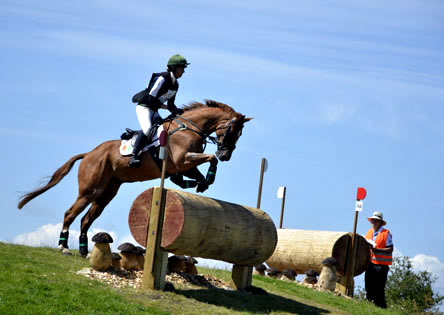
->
xmin=173 ymin=108 xmax=184 ymax=116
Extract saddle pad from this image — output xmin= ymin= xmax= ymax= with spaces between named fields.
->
xmin=119 ymin=125 xmax=164 ymax=156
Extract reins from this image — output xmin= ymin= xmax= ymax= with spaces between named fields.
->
xmin=164 ymin=115 xmax=218 ymax=151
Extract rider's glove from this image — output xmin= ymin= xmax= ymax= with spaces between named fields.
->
xmin=173 ymin=108 xmax=184 ymax=116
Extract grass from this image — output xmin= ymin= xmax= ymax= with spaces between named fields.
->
xmin=0 ymin=242 xmax=401 ymax=314
xmin=0 ymin=242 xmax=164 ymax=315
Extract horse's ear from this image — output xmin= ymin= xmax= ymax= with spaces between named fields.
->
xmin=243 ymin=117 xmax=253 ymax=122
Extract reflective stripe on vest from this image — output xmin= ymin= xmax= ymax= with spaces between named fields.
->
xmin=365 ymin=228 xmax=393 ymax=265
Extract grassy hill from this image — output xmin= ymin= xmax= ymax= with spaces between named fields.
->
xmin=0 ymin=242 xmax=399 ymax=314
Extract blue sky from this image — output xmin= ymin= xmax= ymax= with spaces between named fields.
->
xmin=1 ymin=0 xmax=444 ymax=298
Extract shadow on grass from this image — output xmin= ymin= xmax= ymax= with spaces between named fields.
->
xmin=174 ymin=287 xmax=331 ymax=314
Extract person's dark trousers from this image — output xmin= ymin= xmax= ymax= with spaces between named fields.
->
xmin=365 ymin=263 xmax=389 ymax=308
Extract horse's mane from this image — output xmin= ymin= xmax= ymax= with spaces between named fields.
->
xmin=183 ymin=100 xmax=237 ymax=115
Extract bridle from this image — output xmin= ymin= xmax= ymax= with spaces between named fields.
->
xmin=214 ymin=118 xmax=239 ymax=152
xmin=166 ymin=115 xmax=239 ymax=152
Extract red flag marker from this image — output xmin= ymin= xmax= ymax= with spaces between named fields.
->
xmin=159 ymin=131 xmax=167 ymax=147
xmin=356 ymin=187 xmax=366 ymax=200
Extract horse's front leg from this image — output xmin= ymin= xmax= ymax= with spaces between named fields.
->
xmin=170 ymin=173 xmax=199 ymax=189
xmin=182 ymin=152 xmax=219 ymax=193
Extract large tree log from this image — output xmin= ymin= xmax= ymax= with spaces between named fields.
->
xmin=129 ymin=188 xmax=278 ymax=266
xmin=266 ymin=229 xmax=370 ymax=276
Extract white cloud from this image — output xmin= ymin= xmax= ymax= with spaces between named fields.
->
xmin=13 ymin=223 xmax=64 ymax=247
xmin=410 ymin=254 xmax=444 ymax=292
xmin=11 ymin=223 xmax=135 ymax=253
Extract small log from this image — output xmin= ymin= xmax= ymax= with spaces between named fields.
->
xmin=266 ymin=229 xmax=370 ymax=276
xmin=129 ymin=188 xmax=277 ymax=266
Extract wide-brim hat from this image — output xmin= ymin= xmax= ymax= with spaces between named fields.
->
xmin=367 ymin=211 xmax=386 ymax=226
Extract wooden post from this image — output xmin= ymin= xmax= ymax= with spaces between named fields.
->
xmin=142 ymin=132 xmax=170 ymax=290
xmin=345 ymin=187 xmax=366 ymax=296
xmin=344 ymin=211 xmax=359 ymax=296
xmin=256 ymin=158 xmax=267 ymax=209
xmin=231 ymin=265 xmax=253 ymax=290
xmin=142 ymin=187 xmax=168 ymax=290
xmin=279 ymin=187 xmax=286 ymax=229
xmin=337 ymin=276 xmax=354 ymax=295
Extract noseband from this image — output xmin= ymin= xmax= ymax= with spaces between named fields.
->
xmin=215 ymin=118 xmax=237 ymax=152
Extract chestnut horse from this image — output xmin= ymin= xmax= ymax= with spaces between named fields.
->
xmin=18 ymin=100 xmax=251 ymax=256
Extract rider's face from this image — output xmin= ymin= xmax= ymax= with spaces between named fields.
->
xmin=174 ymin=66 xmax=185 ymax=78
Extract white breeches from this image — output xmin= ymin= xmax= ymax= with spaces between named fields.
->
xmin=136 ymin=105 xmax=160 ymax=136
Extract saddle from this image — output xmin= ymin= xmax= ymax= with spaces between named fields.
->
xmin=119 ymin=123 xmax=165 ymax=171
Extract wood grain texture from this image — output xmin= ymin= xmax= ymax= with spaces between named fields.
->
xmin=129 ymin=188 xmax=278 ymax=266
xmin=266 ymin=229 xmax=370 ymax=276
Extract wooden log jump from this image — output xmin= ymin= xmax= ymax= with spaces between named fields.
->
xmin=266 ymin=229 xmax=370 ymax=277
xmin=129 ymin=187 xmax=278 ymax=290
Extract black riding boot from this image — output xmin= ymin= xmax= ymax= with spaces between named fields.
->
xmin=129 ymin=132 xmax=147 ymax=168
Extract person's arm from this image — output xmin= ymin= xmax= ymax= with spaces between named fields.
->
xmin=373 ymin=231 xmax=394 ymax=254
xmin=167 ymin=94 xmax=183 ymax=115
xmin=372 ymin=245 xmax=393 ymax=254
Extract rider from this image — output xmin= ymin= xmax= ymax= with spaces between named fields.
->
xmin=129 ymin=54 xmax=190 ymax=168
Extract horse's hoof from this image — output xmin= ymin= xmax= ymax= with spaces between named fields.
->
xmin=58 ymin=244 xmax=70 ymax=252
xmin=79 ymin=248 xmax=89 ymax=257
xmin=79 ymin=249 xmax=89 ymax=258
xmin=196 ymin=182 xmax=209 ymax=193
xmin=62 ymin=248 xmax=72 ymax=256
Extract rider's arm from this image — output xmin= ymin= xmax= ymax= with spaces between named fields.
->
xmin=167 ymin=94 xmax=183 ymax=115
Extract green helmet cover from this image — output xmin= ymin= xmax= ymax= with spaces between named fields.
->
xmin=167 ymin=54 xmax=190 ymax=68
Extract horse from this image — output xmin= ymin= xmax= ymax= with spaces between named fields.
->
xmin=18 ymin=100 xmax=251 ymax=256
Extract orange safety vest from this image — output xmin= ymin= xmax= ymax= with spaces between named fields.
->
xmin=365 ymin=228 xmax=393 ymax=265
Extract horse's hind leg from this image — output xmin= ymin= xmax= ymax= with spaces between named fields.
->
xmin=78 ymin=180 xmax=122 ymax=256
xmin=58 ymin=194 xmax=94 ymax=251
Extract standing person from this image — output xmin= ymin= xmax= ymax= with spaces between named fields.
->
xmin=129 ymin=54 xmax=190 ymax=168
xmin=364 ymin=211 xmax=394 ymax=308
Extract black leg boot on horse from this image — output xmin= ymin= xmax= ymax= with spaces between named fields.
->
xmin=58 ymin=230 xmax=69 ymax=250
xmin=79 ymin=233 xmax=88 ymax=257
xmin=129 ymin=131 xmax=148 ymax=168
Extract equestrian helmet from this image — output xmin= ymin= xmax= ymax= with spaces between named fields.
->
xmin=167 ymin=54 xmax=190 ymax=68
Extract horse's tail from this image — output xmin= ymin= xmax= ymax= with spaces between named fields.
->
xmin=18 ymin=153 xmax=86 ymax=209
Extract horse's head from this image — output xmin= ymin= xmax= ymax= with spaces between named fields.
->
xmin=181 ymin=100 xmax=253 ymax=161
xmin=215 ymin=114 xmax=252 ymax=161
